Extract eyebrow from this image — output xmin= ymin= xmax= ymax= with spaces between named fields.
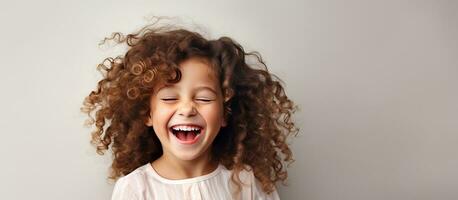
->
xmin=158 ymin=85 xmax=218 ymax=95
xmin=195 ymin=86 xmax=218 ymax=95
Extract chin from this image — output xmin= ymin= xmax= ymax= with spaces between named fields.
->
xmin=172 ymin=146 xmax=210 ymax=161
xmin=174 ymin=151 xmax=202 ymax=161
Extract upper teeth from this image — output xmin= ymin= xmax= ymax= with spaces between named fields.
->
xmin=171 ymin=125 xmax=201 ymax=131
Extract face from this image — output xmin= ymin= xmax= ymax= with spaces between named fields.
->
xmin=146 ymin=57 xmax=226 ymax=162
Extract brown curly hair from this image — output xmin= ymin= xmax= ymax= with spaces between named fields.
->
xmin=82 ymin=18 xmax=299 ymax=194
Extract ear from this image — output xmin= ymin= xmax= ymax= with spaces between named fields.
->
xmin=221 ymin=117 xmax=227 ymax=127
xmin=145 ymin=113 xmax=154 ymax=127
xmin=221 ymin=105 xmax=230 ymax=128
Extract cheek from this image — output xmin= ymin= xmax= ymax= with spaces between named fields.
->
xmin=201 ymin=104 xmax=225 ymax=125
xmin=151 ymin=106 xmax=173 ymax=132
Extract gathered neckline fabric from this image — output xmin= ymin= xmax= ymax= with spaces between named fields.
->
xmin=146 ymin=163 xmax=223 ymax=184
xmin=110 ymin=162 xmax=280 ymax=200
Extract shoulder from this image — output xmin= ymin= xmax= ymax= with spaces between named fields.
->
xmin=116 ymin=163 xmax=152 ymax=187
xmin=111 ymin=175 xmax=139 ymax=200
xmin=223 ymin=165 xmax=281 ymax=200
xmin=111 ymin=164 xmax=153 ymax=200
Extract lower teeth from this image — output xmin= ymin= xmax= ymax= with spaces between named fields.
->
xmin=175 ymin=131 xmax=198 ymax=141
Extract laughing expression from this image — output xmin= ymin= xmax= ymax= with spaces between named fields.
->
xmin=146 ymin=57 xmax=226 ymax=162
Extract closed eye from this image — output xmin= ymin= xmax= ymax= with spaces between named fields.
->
xmin=196 ymin=99 xmax=213 ymax=102
xmin=161 ymin=98 xmax=177 ymax=101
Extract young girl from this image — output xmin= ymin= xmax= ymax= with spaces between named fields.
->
xmin=82 ymin=18 xmax=298 ymax=200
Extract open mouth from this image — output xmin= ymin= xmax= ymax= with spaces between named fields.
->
xmin=170 ymin=125 xmax=202 ymax=143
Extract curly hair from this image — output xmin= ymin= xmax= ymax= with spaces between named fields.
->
xmin=82 ymin=18 xmax=299 ymax=194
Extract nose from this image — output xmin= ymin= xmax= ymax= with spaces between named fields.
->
xmin=177 ymin=100 xmax=197 ymax=117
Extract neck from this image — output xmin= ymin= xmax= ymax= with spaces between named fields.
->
xmin=151 ymin=150 xmax=218 ymax=179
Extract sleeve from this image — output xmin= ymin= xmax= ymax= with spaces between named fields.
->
xmin=252 ymin=178 xmax=281 ymax=200
xmin=111 ymin=177 xmax=139 ymax=200
xmin=242 ymin=167 xmax=280 ymax=200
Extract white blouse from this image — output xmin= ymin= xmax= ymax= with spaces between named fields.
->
xmin=111 ymin=163 xmax=280 ymax=200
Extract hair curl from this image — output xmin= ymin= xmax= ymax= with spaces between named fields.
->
xmin=82 ymin=18 xmax=299 ymax=194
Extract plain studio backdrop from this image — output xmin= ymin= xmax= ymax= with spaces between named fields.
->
xmin=0 ymin=0 xmax=457 ymax=199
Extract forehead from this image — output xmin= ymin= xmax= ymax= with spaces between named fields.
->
xmin=155 ymin=57 xmax=220 ymax=92
xmin=181 ymin=57 xmax=218 ymax=80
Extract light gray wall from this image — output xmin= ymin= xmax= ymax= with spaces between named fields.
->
xmin=0 ymin=0 xmax=456 ymax=199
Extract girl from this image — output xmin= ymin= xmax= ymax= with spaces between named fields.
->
xmin=82 ymin=18 xmax=298 ymax=200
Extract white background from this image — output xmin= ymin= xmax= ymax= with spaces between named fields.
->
xmin=0 ymin=0 xmax=457 ymax=199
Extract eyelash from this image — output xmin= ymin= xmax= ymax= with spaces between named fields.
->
xmin=160 ymin=98 xmax=213 ymax=102
xmin=197 ymin=99 xmax=212 ymax=102
xmin=161 ymin=98 xmax=177 ymax=101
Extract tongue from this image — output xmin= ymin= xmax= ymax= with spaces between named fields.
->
xmin=176 ymin=131 xmax=197 ymax=141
